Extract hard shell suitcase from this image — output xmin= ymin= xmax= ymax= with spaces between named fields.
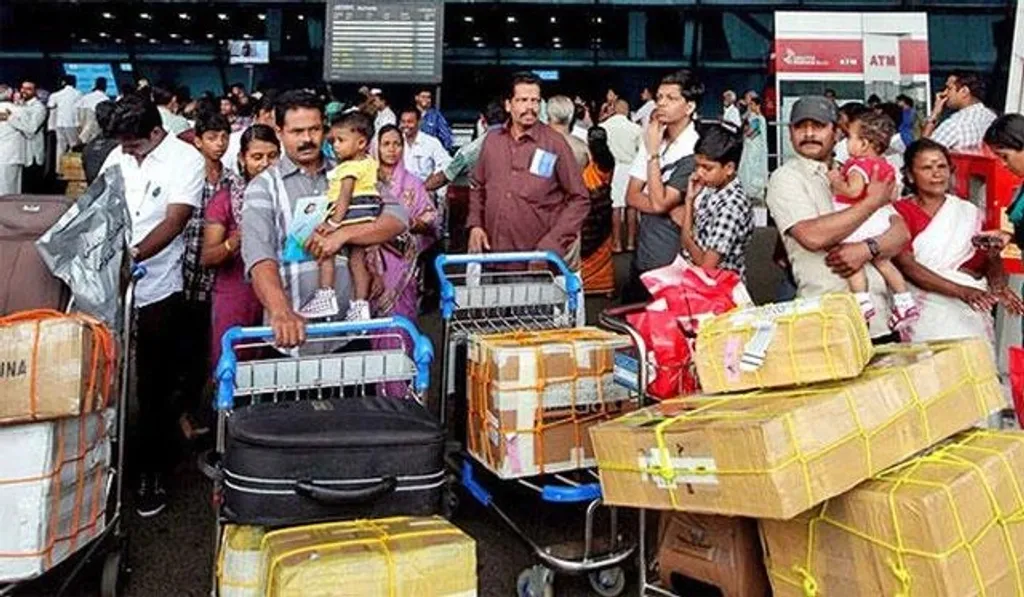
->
xmin=0 ymin=195 xmax=72 ymax=314
xmin=221 ymin=396 xmax=446 ymax=526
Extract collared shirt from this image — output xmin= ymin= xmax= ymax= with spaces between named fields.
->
xmin=683 ymin=178 xmax=753 ymax=277
xmin=600 ymin=113 xmax=642 ymax=165
xmin=468 ymin=122 xmax=590 ymax=257
xmin=8 ymin=98 xmax=46 ymax=166
xmin=0 ymin=102 xmax=26 ymax=166
xmin=182 ymin=168 xmax=238 ymax=302
xmin=931 ymin=102 xmax=997 ymax=150
xmin=633 ymin=100 xmax=656 ymax=129
xmin=404 ymin=132 xmax=452 ymax=182
xmin=159 ymin=106 xmax=191 ymax=136
xmin=100 ymin=134 xmax=205 ymax=307
xmin=47 ymin=85 xmax=83 ymax=129
xmin=241 ymin=153 xmax=410 ymax=318
xmin=723 ymin=104 xmax=742 ymax=128
xmin=419 ymin=108 xmax=453 ymax=151
xmin=76 ymin=90 xmax=109 ymax=112
xmin=443 ymin=129 xmax=493 ymax=187
xmin=766 ymin=154 xmax=890 ymax=337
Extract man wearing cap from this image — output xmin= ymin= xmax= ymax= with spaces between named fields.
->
xmin=766 ymin=96 xmax=909 ymax=339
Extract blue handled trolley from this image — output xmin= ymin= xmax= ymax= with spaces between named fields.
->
xmin=207 ymin=317 xmax=433 ymax=596
xmin=435 ymin=251 xmax=635 ymax=597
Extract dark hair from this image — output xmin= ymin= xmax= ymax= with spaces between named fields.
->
xmin=220 ymin=95 xmax=237 ymax=108
xmin=273 ymin=90 xmax=324 ymax=128
xmin=824 ymin=88 xmax=837 ymax=97
xmin=330 ymin=110 xmax=374 ymax=141
xmin=195 ymin=111 xmax=231 ymax=137
xmin=484 ymin=99 xmax=507 ymax=126
xmin=94 ymin=100 xmax=115 ymax=132
xmin=838 ymin=102 xmax=870 ymax=122
xmin=867 ymin=94 xmax=882 ymax=106
xmin=377 ymin=123 xmax=402 ymax=144
xmin=416 ymin=87 xmax=432 ymax=96
xmin=93 ymin=77 xmax=107 ymax=92
xmin=507 ymin=71 xmax=541 ymax=99
xmin=853 ymin=111 xmax=896 ymax=154
xmin=902 ymin=138 xmax=952 ymax=195
xmin=256 ymin=93 xmax=276 ymax=116
xmin=747 ymin=95 xmax=762 ymax=108
xmin=951 ymin=71 xmax=987 ymax=102
xmin=895 ymin=94 xmax=915 ymax=108
xmin=231 ymin=82 xmax=246 ymax=93
xmin=694 ymin=122 xmax=743 ymax=167
xmin=105 ymin=93 xmax=162 ymax=140
xmin=984 ymin=114 xmax=1024 ymax=151
xmin=151 ymin=86 xmax=176 ymax=107
xmin=586 ymin=126 xmax=616 ymax=172
xmin=399 ymin=105 xmax=421 ymax=121
xmin=658 ymin=69 xmax=705 ymax=106
xmin=238 ymin=124 xmax=280 ymax=179
xmin=63 ymin=74 xmax=77 ymax=88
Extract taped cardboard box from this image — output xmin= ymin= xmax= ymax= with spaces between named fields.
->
xmin=657 ymin=512 xmax=769 ymax=597
xmin=261 ymin=516 xmax=476 ymax=597
xmin=0 ymin=312 xmax=115 ymax=424
xmin=217 ymin=525 xmax=265 ymax=597
xmin=761 ymin=429 xmax=1024 ymax=597
xmin=591 ymin=339 xmax=1002 ymax=519
xmin=467 ymin=327 xmax=634 ymax=479
xmin=694 ymin=294 xmax=873 ymax=394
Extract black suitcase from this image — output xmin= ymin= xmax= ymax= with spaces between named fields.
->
xmin=222 ymin=396 xmax=446 ymax=527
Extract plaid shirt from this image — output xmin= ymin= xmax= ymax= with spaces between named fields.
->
xmin=182 ymin=169 xmax=240 ymax=302
xmin=685 ymin=177 xmax=753 ymax=278
xmin=931 ymin=102 xmax=997 ymax=151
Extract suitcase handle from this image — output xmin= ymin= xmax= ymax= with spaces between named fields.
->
xmin=294 ymin=477 xmax=398 ymax=505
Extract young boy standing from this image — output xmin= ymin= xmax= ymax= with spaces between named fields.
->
xmin=669 ymin=123 xmax=753 ymax=278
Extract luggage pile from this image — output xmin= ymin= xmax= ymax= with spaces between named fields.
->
xmin=595 ymin=293 xmax=1014 ymax=596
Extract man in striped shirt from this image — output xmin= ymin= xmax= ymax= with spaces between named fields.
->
xmin=924 ymin=71 xmax=997 ymax=151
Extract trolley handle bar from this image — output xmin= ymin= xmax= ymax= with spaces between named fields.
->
xmin=434 ymin=251 xmax=581 ymax=318
xmin=214 ymin=316 xmax=434 ymax=410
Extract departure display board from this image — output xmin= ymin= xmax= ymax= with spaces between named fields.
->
xmin=323 ymin=1 xmax=443 ymax=84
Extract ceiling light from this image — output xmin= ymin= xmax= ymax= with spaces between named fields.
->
xmin=79 ymin=38 xmax=90 ymax=44
xmin=258 ymin=14 xmax=266 ymax=21
xmin=140 ymin=12 xmax=151 ymax=20
xmin=179 ymin=13 xmax=190 ymax=20
xmin=596 ymin=17 xmax=603 ymax=23
xmin=169 ymin=33 xmax=180 ymax=39
xmin=286 ymin=34 xmax=292 ymax=40
xmin=553 ymin=43 xmax=562 ymax=49
xmin=463 ymin=16 xmax=473 ymax=23
xmin=506 ymin=16 xmax=516 ymax=23
xmin=149 ymin=38 xmax=158 ymax=44
xmin=242 ymin=33 xmax=253 ymax=39
xmin=476 ymin=42 xmax=486 ymax=48
xmin=552 ymin=37 xmax=560 ymax=42
xmin=98 ymin=32 xmax=109 ymax=38
xmin=472 ymin=36 xmax=481 ymax=42
xmin=115 ymin=38 xmax=123 ymax=44
xmin=298 ymin=15 xmax=305 ymax=21
xmin=512 ymin=36 xmax=520 ymax=42
xmin=183 ymin=39 xmax=192 ymax=45
xmin=550 ymin=17 xmax=557 ymax=24
xmin=217 ymin=13 xmax=229 ymax=21
xmin=514 ymin=42 xmax=523 ymax=48
xmin=134 ymin=32 xmax=145 ymax=38
xmin=102 ymin=12 xmax=114 ymax=19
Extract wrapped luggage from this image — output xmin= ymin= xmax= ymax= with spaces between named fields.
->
xmin=0 ymin=410 xmax=112 ymax=581
xmin=260 ymin=516 xmax=476 ymax=597
xmin=0 ymin=310 xmax=115 ymax=425
xmin=591 ymin=339 xmax=1002 ymax=519
xmin=657 ymin=512 xmax=769 ymax=597
xmin=694 ymin=294 xmax=872 ymax=394
xmin=217 ymin=524 xmax=265 ymax=597
xmin=761 ymin=429 xmax=1024 ymax=597
xmin=467 ymin=327 xmax=633 ymax=479
xmin=0 ymin=195 xmax=73 ymax=315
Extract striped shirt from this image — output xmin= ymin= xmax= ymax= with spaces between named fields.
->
xmin=931 ymin=102 xmax=997 ymax=151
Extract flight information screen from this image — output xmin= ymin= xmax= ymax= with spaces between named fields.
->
xmin=323 ymin=1 xmax=443 ymax=84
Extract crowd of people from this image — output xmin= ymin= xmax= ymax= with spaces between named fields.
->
xmin=0 ymin=63 xmax=1022 ymax=519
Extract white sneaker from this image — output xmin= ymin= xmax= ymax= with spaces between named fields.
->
xmin=298 ymin=288 xmax=340 ymax=319
xmin=346 ymin=299 xmax=371 ymax=321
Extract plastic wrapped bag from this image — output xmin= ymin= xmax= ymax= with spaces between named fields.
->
xmin=35 ymin=167 xmax=131 ymax=331
xmin=1009 ymin=346 xmax=1024 ymax=428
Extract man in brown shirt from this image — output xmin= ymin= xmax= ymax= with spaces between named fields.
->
xmin=467 ymin=72 xmax=589 ymax=266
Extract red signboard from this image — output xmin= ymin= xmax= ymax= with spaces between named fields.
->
xmin=774 ymin=39 xmax=863 ymax=74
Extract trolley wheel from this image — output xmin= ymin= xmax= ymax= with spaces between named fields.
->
xmin=100 ymin=547 xmax=126 ymax=597
xmin=516 ymin=565 xmax=554 ymax=597
xmin=588 ymin=566 xmax=626 ymax=597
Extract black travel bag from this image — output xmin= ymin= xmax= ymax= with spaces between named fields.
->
xmin=221 ymin=396 xmax=446 ymax=527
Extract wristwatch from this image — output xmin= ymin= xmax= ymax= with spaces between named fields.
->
xmin=865 ymin=237 xmax=881 ymax=259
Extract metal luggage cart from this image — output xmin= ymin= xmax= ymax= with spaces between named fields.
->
xmin=435 ymin=251 xmax=634 ymax=597
xmin=599 ymin=303 xmax=692 ymax=597
xmin=207 ymin=317 xmax=433 ymax=596
xmin=0 ymin=267 xmax=143 ymax=597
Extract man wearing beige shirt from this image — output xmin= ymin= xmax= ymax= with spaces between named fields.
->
xmin=601 ymin=99 xmax=642 ymax=252
xmin=766 ymin=96 xmax=909 ymax=339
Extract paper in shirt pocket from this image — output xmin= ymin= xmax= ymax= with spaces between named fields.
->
xmin=529 ymin=148 xmax=558 ymax=178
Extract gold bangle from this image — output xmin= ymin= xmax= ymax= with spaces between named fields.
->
xmin=223 ymin=239 xmax=233 ymax=253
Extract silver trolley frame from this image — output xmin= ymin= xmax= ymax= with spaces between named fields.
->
xmin=0 ymin=267 xmax=142 ymax=597
xmin=435 ymin=250 xmax=635 ymax=597
xmin=206 ymin=317 xmax=433 ymax=597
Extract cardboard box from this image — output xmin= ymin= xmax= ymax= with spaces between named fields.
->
xmin=695 ymin=294 xmax=873 ymax=394
xmin=467 ymin=327 xmax=634 ymax=478
xmin=657 ymin=513 xmax=769 ymax=597
xmin=59 ymin=153 xmax=85 ymax=182
xmin=0 ymin=315 xmax=114 ymax=424
xmin=761 ymin=429 xmax=1024 ymax=597
xmin=261 ymin=516 xmax=476 ymax=597
xmin=591 ymin=339 xmax=1002 ymax=519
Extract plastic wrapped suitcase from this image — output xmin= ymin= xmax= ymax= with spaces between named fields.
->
xmin=0 ymin=195 xmax=73 ymax=314
xmin=222 ymin=396 xmax=446 ymax=526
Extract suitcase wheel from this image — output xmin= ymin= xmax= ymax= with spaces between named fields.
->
xmin=588 ymin=566 xmax=626 ymax=597
xmin=516 ymin=565 xmax=554 ymax=597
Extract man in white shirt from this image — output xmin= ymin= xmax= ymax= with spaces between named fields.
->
xmin=75 ymin=77 xmax=111 ymax=144
xmin=6 ymin=81 xmax=47 ymax=192
xmin=0 ymin=86 xmax=26 ymax=195
xmin=76 ymin=77 xmax=110 ymax=113
xmin=99 ymin=93 xmax=205 ymax=518
xmin=632 ymin=86 xmax=656 ymax=129
xmin=399 ymin=107 xmax=451 ymax=182
xmin=153 ymin=86 xmax=190 ymax=136
xmin=924 ymin=71 xmax=998 ymax=150
xmin=625 ymin=69 xmax=703 ymax=302
xmin=722 ymin=90 xmax=742 ymax=128
xmin=601 ymin=99 xmax=642 ymax=252
xmin=371 ymin=89 xmax=396 ymax=134
xmin=47 ymin=75 xmax=83 ymax=176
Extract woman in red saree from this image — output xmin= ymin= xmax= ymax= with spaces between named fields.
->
xmin=579 ymin=126 xmax=616 ymax=296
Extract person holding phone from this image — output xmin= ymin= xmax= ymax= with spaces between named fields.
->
xmin=923 ymin=71 xmax=997 ymax=151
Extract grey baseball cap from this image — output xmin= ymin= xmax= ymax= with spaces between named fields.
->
xmin=790 ymin=96 xmax=838 ymax=125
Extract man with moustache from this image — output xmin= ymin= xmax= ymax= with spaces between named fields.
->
xmin=4 ymin=81 xmax=47 ymax=192
xmin=766 ymin=96 xmax=909 ymax=340
xmin=467 ymin=71 xmax=589 ymax=269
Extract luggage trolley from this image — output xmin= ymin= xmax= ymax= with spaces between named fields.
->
xmin=599 ymin=304 xmax=689 ymax=597
xmin=207 ymin=317 xmax=433 ymax=596
xmin=435 ymin=251 xmax=635 ymax=597
xmin=0 ymin=266 xmax=143 ymax=597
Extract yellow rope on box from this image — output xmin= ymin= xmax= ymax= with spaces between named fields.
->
xmin=595 ymin=341 xmax=997 ymax=512
xmin=769 ymin=430 xmax=1024 ymax=597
